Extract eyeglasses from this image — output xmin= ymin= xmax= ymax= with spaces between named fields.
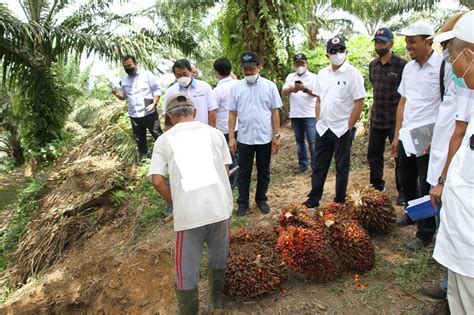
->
xmin=329 ymin=48 xmax=346 ymax=55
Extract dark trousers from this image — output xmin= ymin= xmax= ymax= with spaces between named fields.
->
xmin=237 ymin=141 xmax=272 ymax=208
xmin=224 ymin=132 xmax=239 ymax=187
xmin=130 ymin=111 xmax=163 ymax=158
xmin=367 ymin=127 xmax=402 ymax=192
xmin=291 ymin=118 xmax=316 ymax=168
xmin=307 ymin=129 xmax=353 ymax=207
xmin=398 ymin=141 xmax=436 ymax=243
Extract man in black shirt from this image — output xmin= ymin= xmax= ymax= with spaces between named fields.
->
xmin=368 ymin=27 xmax=407 ymax=204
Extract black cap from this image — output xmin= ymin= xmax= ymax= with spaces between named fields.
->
xmin=373 ymin=27 xmax=394 ymax=42
xmin=326 ymin=37 xmax=346 ymax=52
xmin=293 ymin=53 xmax=307 ymax=61
xmin=240 ymin=52 xmax=260 ymax=66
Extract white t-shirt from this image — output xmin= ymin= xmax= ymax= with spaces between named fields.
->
xmin=314 ymin=61 xmax=366 ymax=137
xmin=164 ymin=78 xmax=218 ymax=125
xmin=427 ymin=69 xmax=473 ymax=186
xmin=283 ymin=71 xmax=317 ymax=118
xmin=212 ymin=76 xmax=239 ymax=134
xmin=397 ymin=53 xmax=443 ymax=129
xmin=433 ymin=107 xmax=474 ymax=277
xmin=148 ymin=121 xmax=233 ymax=232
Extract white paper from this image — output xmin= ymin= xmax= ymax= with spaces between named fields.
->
xmin=399 ymin=128 xmax=417 ymax=156
xmin=169 ymin=129 xmax=219 ymax=192
xmin=108 ymin=76 xmax=121 ymax=90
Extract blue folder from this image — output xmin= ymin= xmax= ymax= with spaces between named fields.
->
xmin=405 ymin=196 xmax=441 ymax=221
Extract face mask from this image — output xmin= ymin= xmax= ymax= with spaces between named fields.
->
xmin=296 ymin=66 xmax=307 ymax=75
xmin=177 ymin=76 xmax=192 ymax=87
xmin=330 ymin=52 xmax=346 ymax=66
xmin=450 ymin=50 xmax=473 ymax=89
xmin=375 ymin=48 xmax=389 ymax=58
xmin=125 ymin=68 xmax=136 ymax=75
xmin=442 ymin=49 xmax=451 ymax=64
xmin=244 ymin=74 xmax=259 ymax=84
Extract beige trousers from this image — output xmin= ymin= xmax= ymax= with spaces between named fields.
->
xmin=447 ymin=269 xmax=474 ymax=315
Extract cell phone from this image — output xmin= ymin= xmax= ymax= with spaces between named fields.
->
xmin=295 ymin=80 xmax=302 ymax=84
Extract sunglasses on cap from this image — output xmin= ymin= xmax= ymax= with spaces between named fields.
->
xmin=329 ymin=47 xmax=346 ymax=55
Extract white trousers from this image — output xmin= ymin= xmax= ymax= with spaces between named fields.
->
xmin=447 ymin=269 xmax=474 ymax=315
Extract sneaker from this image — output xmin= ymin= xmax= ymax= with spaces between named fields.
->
xmin=302 ymin=200 xmax=318 ymax=209
xmin=396 ymin=215 xmax=412 ymax=227
xmin=236 ymin=206 xmax=248 ymax=217
xmin=256 ymin=202 xmax=270 ymax=214
xmin=396 ymin=192 xmax=405 ymax=205
xmin=292 ymin=165 xmax=308 ymax=175
xmin=406 ymin=237 xmax=428 ymax=250
xmin=421 ymin=281 xmax=447 ymax=300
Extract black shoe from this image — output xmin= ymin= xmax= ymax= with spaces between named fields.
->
xmin=236 ymin=206 xmax=248 ymax=217
xmin=396 ymin=215 xmax=411 ymax=227
xmin=292 ymin=165 xmax=308 ymax=175
xmin=396 ymin=192 xmax=405 ymax=205
xmin=302 ymin=200 xmax=318 ymax=209
xmin=256 ymin=202 xmax=270 ymax=214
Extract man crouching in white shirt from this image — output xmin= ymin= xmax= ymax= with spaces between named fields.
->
xmin=148 ymin=93 xmax=233 ymax=314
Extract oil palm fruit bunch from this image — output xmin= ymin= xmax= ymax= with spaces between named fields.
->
xmin=276 ymin=226 xmax=342 ymax=281
xmin=329 ymin=219 xmax=375 ymax=272
xmin=314 ymin=202 xmax=349 ymax=226
xmin=230 ymin=226 xmax=277 ymax=248
xmin=345 ymin=185 xmax=396 ymax=234
xmin=278 ymin=204 xmax=324 ymax=232
xmin=224 ymin=242 xmax=283 ymax=299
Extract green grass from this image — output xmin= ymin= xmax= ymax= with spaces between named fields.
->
xmin=0 ymin=174 xmax=29 ymax=212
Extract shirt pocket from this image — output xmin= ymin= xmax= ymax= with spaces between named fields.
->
xmin=335 ymin=83 xmax=350 ymax=103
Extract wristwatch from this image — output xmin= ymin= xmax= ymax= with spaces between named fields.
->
xmin=438 ymin=176 xmax=446 ymax=186
xmin=273 ymin=134 xmax=281 ymax=139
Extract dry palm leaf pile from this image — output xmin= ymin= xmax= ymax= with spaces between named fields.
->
xmin=6 ymin=156 xmax=124 ymax=287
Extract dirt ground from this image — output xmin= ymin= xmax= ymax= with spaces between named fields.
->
xmin=0 ymin=124 xmax=443 ymax=315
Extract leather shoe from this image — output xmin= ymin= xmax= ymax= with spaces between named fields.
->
xmin=406 ymin=237 xmax=429 ymax=250
xmin=302 ymin=200 xmax=318 ymax=209
xmin=236 ymin=206 xmax=248 ymax=217
xmin=292 ymin=165 xmax=308 ymax=175
xmin=396 ymin=215 xmax=412 ymax=227
xmin=421 ymin=281 xmax=447 ymax=300
xmin=257 ymin=202 xmax=270 ymax=214
xmin=396 ymin=191 xmax=405 ymax=205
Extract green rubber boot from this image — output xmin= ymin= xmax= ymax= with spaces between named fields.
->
xmin=208 ymin=268 xmax=226 ymax=310
xmin=175 ymin=287 xmax=199 ymax=315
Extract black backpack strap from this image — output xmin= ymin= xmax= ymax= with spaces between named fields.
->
xmin=440 ymin=60 xmax=445 ymax=102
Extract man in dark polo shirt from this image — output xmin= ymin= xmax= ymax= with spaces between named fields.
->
xmin=367 ymin=27 xmax=407 ymax=204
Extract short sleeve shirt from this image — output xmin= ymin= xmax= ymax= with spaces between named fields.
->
xmin=283 ymin=71 xmax=318 ymax=118
xmin=121 ymin=68 xmax=162 ymax=118
xmin=369 ymin=54 xmax=407 ymax=129
xmin=314 ymin=62 xmax=367 ymax=138
xmin=147 ymin=121 xmax=233 ymax=232
xmin=212 ymin=77 xmax=239 ymax=134
xmin=228 ymin=76 xmax=283 ymax=145
xmin=397 ymin=52 xmax=443 ymax=129
xmin=164 ymin=78 xmax=218 ymax=125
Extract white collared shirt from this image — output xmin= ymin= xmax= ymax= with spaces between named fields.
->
xmin=120 ymin=68 xmax=162 ymax=118
xmin=228 ymin=76 xmax=283 ymax=145
xmin=148 ymin=121 xmax=233 ymax=232
xmin=427 ymin=62 xmax=473 ymax=186
xmin=397 ymin=52 xmax=443 ymax=129
xmin=164 ymin=78 xmax=218 ymax=125
xmin=314 ymin=61 xmax=366 ymax=138
xmin=283 ymin=70 xmax=318 ymax=118
xmin=212 ymin=76 xmax=239 ymax=134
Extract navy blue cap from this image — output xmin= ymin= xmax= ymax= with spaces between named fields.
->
xmin=326 ymin=37 xmax=346 ymax=53
xmin=240 ymin=52 xmax=260 ymax=66
xmin=373 ymin=27 xmax=394 ymax=41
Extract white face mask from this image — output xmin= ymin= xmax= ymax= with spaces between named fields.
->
xmin=442 ymin=49 xmax=451 ymax=64
xmin=296 ymin=66 xmax=307 ymax=75
xmin=177 ymin=76 xmax=192 ymax=87
xmin=330 ymin=52 xmax=346 ymax=66
xmin=244 ymin=74 xmax=259 ymax=84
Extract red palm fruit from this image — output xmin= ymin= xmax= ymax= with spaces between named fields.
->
xmin=278 ymin=204 xmax=324 ymax=233
xmin=314 ymin=202 xmax=349 ymax=225
xmin=329 ymin=220 xmax=375 ymax=273
xmin=276 ymin=226 xmax=342 ymax=282
xmin=230 ymin=226 xmax=277 ymax=248
xmin=224 ymin=242 xmax=283 ymax=299
xmin=345 ymin=185 xmax=396 ymax=234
